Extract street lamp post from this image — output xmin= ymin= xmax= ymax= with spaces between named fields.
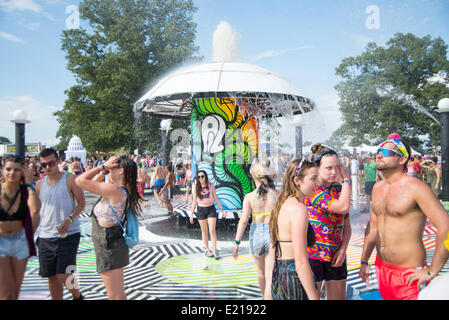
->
xmin=160 ymin=119 xmax=172 ymax=166
xmin=10 ymin=109 xmax=30 ymax=159
xmin=293 ymin=116 xmax=304 ymax=159
xmin=437 ymin=98 xmax=449 ymax=201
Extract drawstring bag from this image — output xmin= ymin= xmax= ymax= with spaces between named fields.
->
xmin=107 ymin=187 xmax=139 ymax=248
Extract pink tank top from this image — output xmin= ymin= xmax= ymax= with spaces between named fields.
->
xmin=198 ymin=182 xmax=213 ymax=205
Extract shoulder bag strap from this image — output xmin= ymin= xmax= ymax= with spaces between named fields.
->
xmin=106 ymin=199 xmax=125 ymax=233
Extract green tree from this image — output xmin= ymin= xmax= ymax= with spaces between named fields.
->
xmin=55 ymin=0 xmax=200 ymax=153
xmin=0 ymin=137 xmax=11 ymax=144
xmin=334 ymin=33 xmax=449 ymax=153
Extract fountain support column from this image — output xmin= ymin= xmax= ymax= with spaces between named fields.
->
xmin=293 ymin=116 xmax=304 ymax=159
xmin=11 ymin=110 xmax=30 ymax=159
xmin=437 ymin=98 xmax=449 ymax=201
xmin=160 ymin=119 xmax=172 ymax=167
xmin=351 ymin=158 xmax=359 ymax=207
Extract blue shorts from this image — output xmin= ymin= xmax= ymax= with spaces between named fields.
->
xmin=0 ymin=229 xmax=30 ymax=260
xmin=154 ymin=179 xmax=165 ymax=192
xmin=249 ymin=223 xmax=270 ymax=257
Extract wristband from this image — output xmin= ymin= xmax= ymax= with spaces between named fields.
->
xmin=26 ymin=183 xmax=36 ymax=191
xmin=234 ymin=240 xmax=240 ymax=245
xmin=360 ymin=261 xmax=368 ymax=266
xmin=100 ymin=165 xmax=109 ymax=175
xmin=343 ymin=179 xmax=351 ymax=186
xmin=66 ymin=216 xmax=73 ymax=224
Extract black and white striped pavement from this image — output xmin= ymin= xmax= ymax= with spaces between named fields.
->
xmin=346 ymin=247 xmax=449 ymax=299
xmin=173 ymin=203 xmax=242 ymax=220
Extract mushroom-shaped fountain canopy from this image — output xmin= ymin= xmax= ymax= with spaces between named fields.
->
xmin=134 ymin=61 xmax=315 ymax=119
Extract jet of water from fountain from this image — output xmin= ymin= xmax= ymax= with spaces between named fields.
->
xmin=212 ymin=21 xmax=241 ymax=62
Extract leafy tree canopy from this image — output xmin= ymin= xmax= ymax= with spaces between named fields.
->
xmin=334 ymin=33 xmax=449 ymax=153
xmin=0 ymin=136 xmax=11 ymax=144
xmin=55 ymin=0 xmax=200 ymax=154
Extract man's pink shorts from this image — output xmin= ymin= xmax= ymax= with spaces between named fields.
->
xmin=375 ymin=257 xmax=425 ymax=300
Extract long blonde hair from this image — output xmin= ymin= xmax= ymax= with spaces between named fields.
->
xmin=269 ymin=158 xmax=316 ymax=245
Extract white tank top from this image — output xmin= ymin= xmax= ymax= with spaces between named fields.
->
xmin=38 ymin=172 xmax=80 ymax=238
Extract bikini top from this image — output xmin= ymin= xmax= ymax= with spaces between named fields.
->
xmin=0 ymin=187 xmax=26 ymax=222
xmin=252 ymin=212 xmax=271 ymax=218
xmin=274 ymin=223 xmax=316 ymax=259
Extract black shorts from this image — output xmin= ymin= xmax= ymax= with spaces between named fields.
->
xmin=309 ymin=258 xmax=348 ymax=282
xmin=195 ymin=205 xmax=218 ymax=220
xmin=36 ymin=233 xmax=81 ymax=278
xmin=364 ymin=181 xmax=376 ymax=195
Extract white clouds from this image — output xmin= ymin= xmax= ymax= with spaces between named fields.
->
xmin=0 ymin=95 xmax=60 ymax=145
xmin=0 ymin=31 xmax=25 ymax=43
xmin=0 ymin=0 xmax=55 ymax=21
xmin=0 ymin=0 xmax=43 ymax=13
xmin=250 ymin=45 xmax=313 ymax=61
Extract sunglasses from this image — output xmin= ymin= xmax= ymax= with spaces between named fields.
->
xmin=198 ymin=175 xmax=206 ymax=179
xmin=376 ymin=148 xmax=403 ymax=157
xmin=40 ymin=160 xmax=57 ymax=168
xmin=5 ymin=155 xmax=24 ymax=164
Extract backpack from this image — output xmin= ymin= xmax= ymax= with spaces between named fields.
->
xmin=107 ymin=187 xmax=139 ymax=248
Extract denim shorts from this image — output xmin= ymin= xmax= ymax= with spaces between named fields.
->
xmin=0 ymin=229 xmax=30 ymax=260
xmin=249 ymin=223 xmax=270 ymax=257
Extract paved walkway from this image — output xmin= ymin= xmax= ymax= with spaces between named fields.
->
xmin=18 ymin=190 xmax=449 ymax=300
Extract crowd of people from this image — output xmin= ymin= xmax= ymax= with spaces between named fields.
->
xmin=0 ymin=135 xmax=448 ymax=300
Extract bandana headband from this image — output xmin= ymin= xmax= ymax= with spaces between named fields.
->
xmin=295 ymin=159 xmax=306 ymax=173
xmin=379 ymin=138 xmax=409 ymax=160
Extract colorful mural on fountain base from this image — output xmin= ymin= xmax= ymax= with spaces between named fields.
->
xmin=190 ymin=97 xmax=259 ymax=210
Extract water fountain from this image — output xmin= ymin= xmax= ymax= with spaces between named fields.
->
xmin=134 ymin=22 xmax=316 ymax=218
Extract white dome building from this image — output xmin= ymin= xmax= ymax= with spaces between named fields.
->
xmin=65 ymin=135 xmax=87 ymax=167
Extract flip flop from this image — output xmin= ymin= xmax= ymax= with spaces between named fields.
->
xmin=214 ymin=253 xmax=220 ymax=260
xmin=205 ymin=250 xmax=214 ymax=258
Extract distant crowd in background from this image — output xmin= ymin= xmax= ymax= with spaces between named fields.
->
xmin=0 ymin=147 xmax=443 ymax=204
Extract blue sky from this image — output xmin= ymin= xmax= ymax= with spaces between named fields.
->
xmin=1 ymin=0 xmax=448 ymax=148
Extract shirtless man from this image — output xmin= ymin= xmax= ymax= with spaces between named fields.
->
xmin=152 ymin=159 xmax=166 ymax=206
xmin=360 ymin=138 xmax=449 ymax=300
xmin=137 ymin=162 xmax=148 ymax=207
xmin=160 ymin=163 xmax=175 ymax=215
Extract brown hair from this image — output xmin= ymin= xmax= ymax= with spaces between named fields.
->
xmin=310 ymin=143 xmax=337 ymax=166
xmin=1 ymin=156 xmax=25 ymax=185
xmin=269 ymin=158 xmax=316 ymax=245
xmin=194 ymin=170 xmax=209 ymax=199
xmin=117 ymin=156 xmax=142 ymax=216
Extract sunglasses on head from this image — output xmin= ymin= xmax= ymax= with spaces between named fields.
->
xmin=295 ymin=159 xmax=312 ymax=174
xmin=5 ymin=155 xmax=24 ymax=163
xmin=40 ymin=160 xmax=57 ymax=168
xmin=376 ymin=148 xmax=403 ymax=157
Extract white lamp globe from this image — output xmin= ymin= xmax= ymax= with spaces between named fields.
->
xmin=293 ymin=115 xmax=304 ymax=127
xmin=11 ymin=109 xmax=30 ymax=124
xmin=160 ymin=119 xmax=173 ymax=131
xmin=437 ymin=98 xmax=449 ymax=113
